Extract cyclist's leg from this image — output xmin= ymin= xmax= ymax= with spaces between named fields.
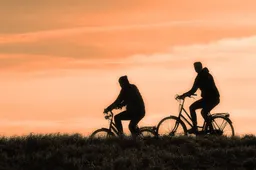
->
xmin=129 ymin=113 xmax=145 ymax=137
xmin=114 ymin=111 xmax=132 ymax=135
xmin=189 ymin=98 xmax=204 ymax=130
xmin=201 ymin=98 xmax=220 ymax=120
xmin=201 ymin=98 xmax=220 ymax=131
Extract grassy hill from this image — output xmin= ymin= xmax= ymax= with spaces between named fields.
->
xmin=0 ymin=134 xmax=255 ymax=170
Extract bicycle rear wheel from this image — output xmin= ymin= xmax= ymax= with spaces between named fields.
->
xmin=211 ymin=116 xmax=235 ymax=137
xmin=139 ymin=127 xmax=156 ymax=138
xmin=156 ymin=116 xmax=187 ymax=137
xmin=90 ymin=128 xmax=115 ymax=139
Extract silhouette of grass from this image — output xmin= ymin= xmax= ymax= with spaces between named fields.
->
xmin=0 ymin=133 xmax=255 ymax=170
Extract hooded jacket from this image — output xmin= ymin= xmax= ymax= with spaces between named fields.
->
xmin=108 ymin=84 xmax=145 ymax=116
xmin=185 ymin=67 xmax=220 ymax=99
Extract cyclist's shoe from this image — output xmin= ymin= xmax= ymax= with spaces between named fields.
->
xmin=187 ymin=127 xmax=198 ymax=134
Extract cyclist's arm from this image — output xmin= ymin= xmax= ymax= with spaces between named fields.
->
xmin=107 ymin=89 xmax=125 ymax=110
xmin=119 ymin=100 xmax=126 ymax=107
xmin=183 ymin=77 xmax=198 ymax=97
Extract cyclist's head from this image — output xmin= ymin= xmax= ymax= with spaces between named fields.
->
xmin=119 ymin=75 xmax=129 ymax=88
xmin=194 ymin=61 xmax=203 ymax=73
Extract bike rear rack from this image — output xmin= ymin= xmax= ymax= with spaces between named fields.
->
xmin=197 ymin=113 xmax=230 ymax=129
xmin=211 ymin=112 xmax=230 ymax=118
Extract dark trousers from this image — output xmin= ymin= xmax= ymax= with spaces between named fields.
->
xmin=189 ymin=98 xmax=220 ymax=127
xmin=114 ymin=110 xmax=145 ymax=136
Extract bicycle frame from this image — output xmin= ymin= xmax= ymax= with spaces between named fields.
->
xmin=105 ymin=111 xmax=120 ymax=136
xmin=155 ymin=95 xmax=234 ymax=137
xmin=176 ymin=97 xmax=224 ymax=132
xmin=176 ymin=98 xmax=194 ymax=129
xmin=104 ymin=110 xmax=145 ymax=136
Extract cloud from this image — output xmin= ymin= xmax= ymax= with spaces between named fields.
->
xmin=105 ymin=35 xmax=256 ymax=84
xmin=0 ymin=21 xmax=225 ymax=44
xmin=116 ymin=35 xmax=256 ymax=66
xmin=172 ymin=35 xmax=256 ymax=54
xmin=0 ymin=20 xmax=255 ymax=73
xmin=0 ymin=41 xmax=103 ymax=59
xmin=1 ymin=20 xmax=256 ymax=45
xmin=0 ymin=1 xmax=146 ymax=34
xmin=0 ymin=35 xmax=256 ymax=74
xmin=1 ymin=0 xmax=256 ymax=36
xmin=0 ymin=54 xmax=128 ymax=73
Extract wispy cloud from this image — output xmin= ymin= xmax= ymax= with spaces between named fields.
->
xmin=1 ymin=19 xmax=256 ymax=44
xmin=1 ymin=35 xmax=256 ymax=73
xmin=112 ymin=35 xmax=256 ymax=64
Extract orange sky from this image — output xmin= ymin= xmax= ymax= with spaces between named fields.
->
xmin=0 ymin=1 xmax=256 ymax=136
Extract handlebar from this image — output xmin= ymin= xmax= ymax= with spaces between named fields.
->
xmin=175 ymin=94 xmax=197 ymax=100
xmin=103 ymin=110 xmax=114 ymax=120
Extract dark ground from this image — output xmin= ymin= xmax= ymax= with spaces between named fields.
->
xmin=0 ymin=134 xmax=255 ymax=170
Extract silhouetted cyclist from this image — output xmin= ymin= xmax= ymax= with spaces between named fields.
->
xmin=104 ymin=75 xmax=145 ymax=138
xmin=178 ymin=62 xmax=220 ymax=134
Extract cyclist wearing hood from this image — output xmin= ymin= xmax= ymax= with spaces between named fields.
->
xmin=105 ymin=75 xmax=145 ymax=137
xmin=178 ymin=62 xmax=220 ymax=134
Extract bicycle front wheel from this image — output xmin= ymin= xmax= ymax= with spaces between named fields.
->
xmin=90 ymin=128 xmax=115 ymax=139
xmin=156 ymin=116 xmax=187 ymax=137
xmin=211 ymin=116 xmax=235 ymax=137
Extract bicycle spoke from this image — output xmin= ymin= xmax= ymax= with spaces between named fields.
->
xmin=157 ymin=117 xmax=187 ymax=137
xmin=219 ymin=121 xmax=228 ymax=131
xmin=140 ymin=128 xmax=156 ymax=138
xmin=212 ymin=119 xmax=222 ymax=130
xmin=90 ymin=128 xmax=115 ymax=139
xmin=211 ymin=116 xmax=234 ymax=137
xmin=218 ymin=118 xmax=225 ymax=130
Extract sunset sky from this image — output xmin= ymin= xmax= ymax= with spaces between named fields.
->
xmin=0 ymin=0 xmax=256 ymax=136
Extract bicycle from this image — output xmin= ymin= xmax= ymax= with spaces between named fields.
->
xmin=156 ymin=94 xmax=235 ymax=137
xmin=90 ymin=110 xmax=156 ymax=139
